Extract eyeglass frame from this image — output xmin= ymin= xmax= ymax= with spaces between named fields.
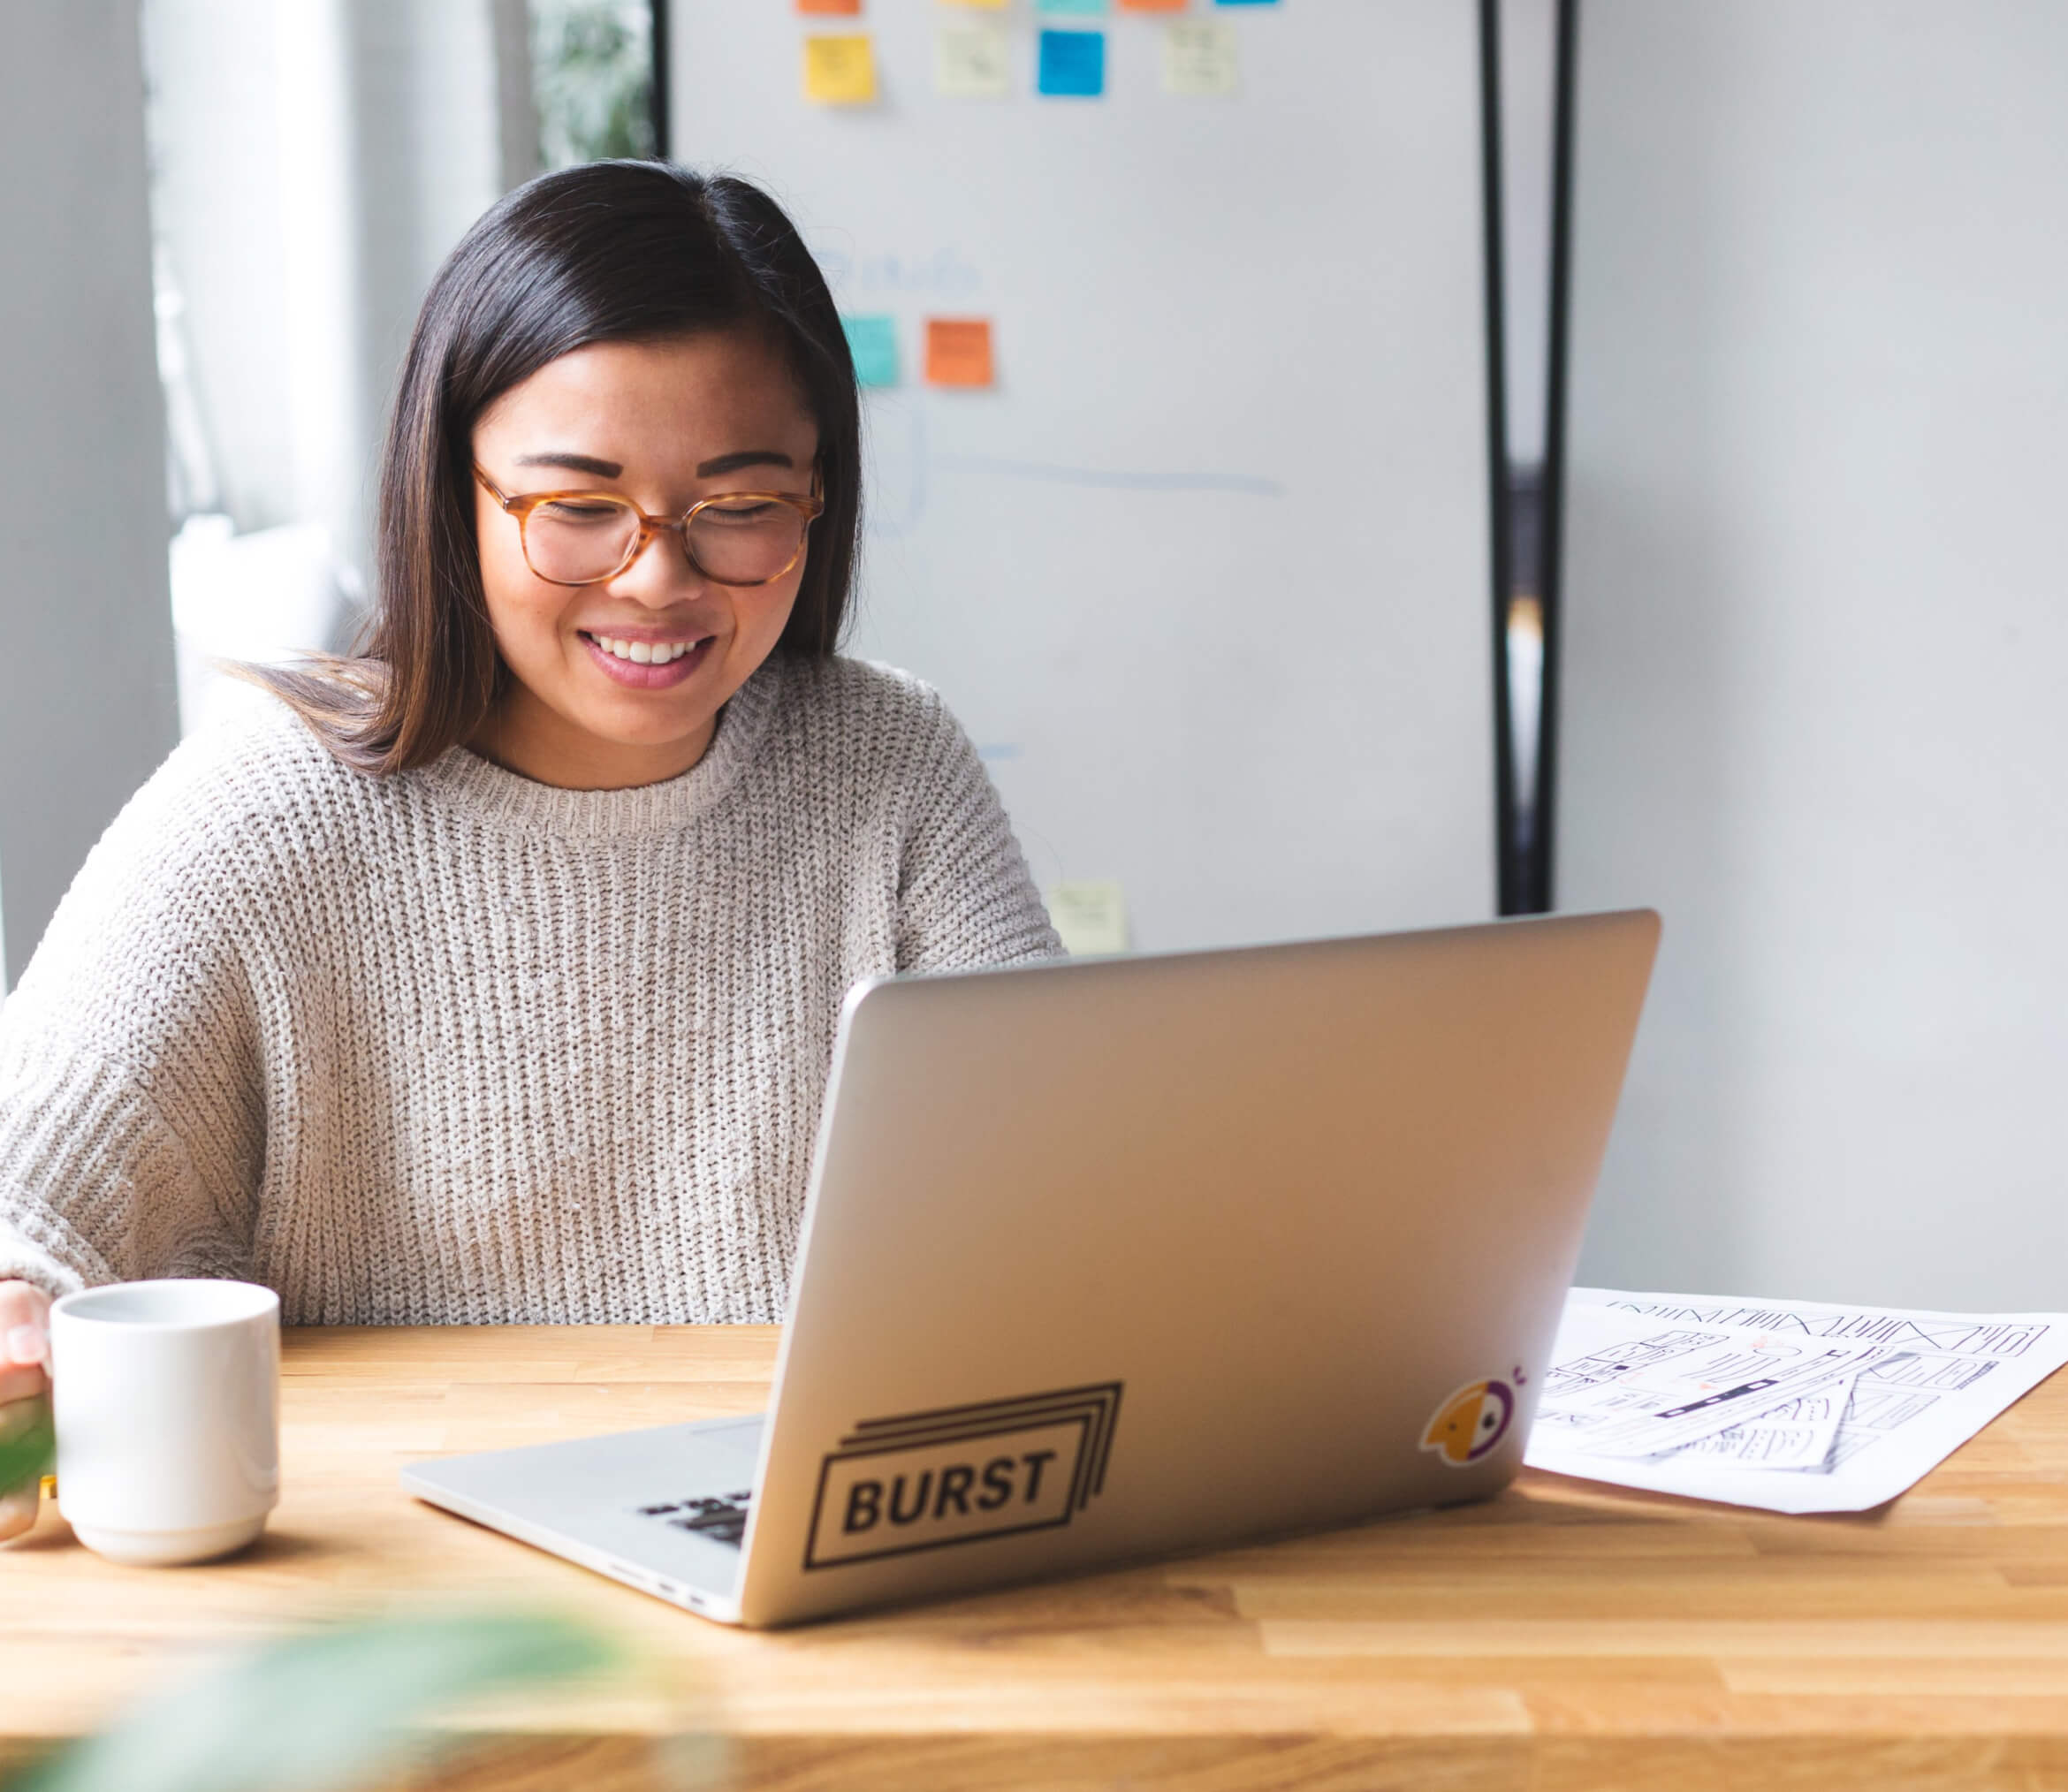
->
xmin=472 ymin=465 xmax=826 ymax=589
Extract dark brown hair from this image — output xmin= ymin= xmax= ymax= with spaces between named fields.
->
xmin=254 ymin=161 xmax=862 ymax=774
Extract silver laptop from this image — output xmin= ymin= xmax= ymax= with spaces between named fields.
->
xmin=404 ymin=910 xmax=1659 ymax=1628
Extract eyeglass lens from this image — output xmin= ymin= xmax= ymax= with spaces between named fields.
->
xmin=524 ymin=497 xmax=809 ymax=586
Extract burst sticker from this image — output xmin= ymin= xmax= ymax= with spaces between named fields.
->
xmin=1419 ymin=1376 xmax=1517 ymax=1466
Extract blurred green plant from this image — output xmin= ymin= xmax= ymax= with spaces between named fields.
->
xmin=531 ymin=0 xmax=656 ymax=169
xmin=0 ymin=1398 xmax=54 ymax=1496
xmin=0 ymin=1611 xmax=630 ymax=1792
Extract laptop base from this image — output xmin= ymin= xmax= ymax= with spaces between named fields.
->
xmin=403 ymin=1412 xmax=765 ymax=1623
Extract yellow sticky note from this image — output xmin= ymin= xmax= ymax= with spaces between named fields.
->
xmin=1048 ymin=881 xmax=1129 ymax=957
xmin=804 ymin=34 xmax=878 ymax=104
xmin=940 ymin=0 xmax=1010 ymax=8
xmin=1162 ymin=20 xmax=1237 ymax=95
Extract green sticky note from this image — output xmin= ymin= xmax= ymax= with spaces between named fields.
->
xmin=1047 ymin=880 xmax=1129 ymax=957
xmin=842 ymin=314 xmax=899 ymax=388
xmin=937 ymin=23 xmax=1012 ymax=97
xmin=1163 ymin=19 xmax=1237 ymax=94
xmin=1038 ymin=0 xmax=1108 ymax=12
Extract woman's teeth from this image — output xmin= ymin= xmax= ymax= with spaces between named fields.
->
xmin=592 ymin=635 xmax=701 ymax=664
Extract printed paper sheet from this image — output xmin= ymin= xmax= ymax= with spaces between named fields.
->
xmin=1524 ymin=1287 xmax=2068 ymax=1513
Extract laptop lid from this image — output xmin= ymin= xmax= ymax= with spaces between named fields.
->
xmin=732 ymin=909 xmax=1660 ymax=1627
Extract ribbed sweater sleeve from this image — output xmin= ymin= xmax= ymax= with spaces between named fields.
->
xmin=0 ymin=738 xmax=264 ymax=1299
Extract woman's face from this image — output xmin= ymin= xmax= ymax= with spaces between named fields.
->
xmin=469 ymin=329 xmax=822 ymax=789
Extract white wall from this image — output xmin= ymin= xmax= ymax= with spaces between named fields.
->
xmin=0 ymin=1 xmax=181 ymax=990
xmin=145 ymin=0 xmax=506 ymax=590
xmin=143 ymin=0 xmax=299 ymax=532
xmin=1562 ymin=3 xmax=2068 ymax=1307
xmin=143 ymin=0 xmax=511 ymax=733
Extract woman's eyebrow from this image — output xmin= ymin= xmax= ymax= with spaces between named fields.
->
xmin=513 ymin=451 xmax=623 ymax=478
xmin=511 ymin=449 xmax=795 ymax=480
xmin=696 ymin=449 xmax=795 ymax=477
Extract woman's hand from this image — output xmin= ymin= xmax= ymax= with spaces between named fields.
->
xmin=0 ymin=1280 xmax=52 ymax=1542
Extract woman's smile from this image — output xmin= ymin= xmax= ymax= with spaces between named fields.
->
xmin=579 ymin=627 xmax=715 ymax=689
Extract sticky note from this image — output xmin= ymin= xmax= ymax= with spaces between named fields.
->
xmin=1037 ymin=0 xmax=1107 ymax=12
xmin=936 ymin=24 xmax=1011 ymax=97
xmin=1119 ymin=0 xmax=1186 ymax=11
xmin=939 ymin=0 xmax=1008 ymax=8
xmin=803 ymin=34 xmax=877 ymax=104
xmin=924 ymin=317 xmax=994 ymax=388
xmin=1048 ymin=882 xmax=1129 ymax=957
xmin=1037 ymin=29 xmax=1106 ymax=97
xmin=796 ymin=0 xmax=861 ymax=13
xmin=1162 ymin=20 xmax=1236 ymax=93
xmin=842 ymin=315 xmax=899 ymax=388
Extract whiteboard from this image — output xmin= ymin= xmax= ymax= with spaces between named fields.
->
xmin=669 ymin=0 xmax=1496 ymax=950
xmin=1560 ymin=2 xmax=2068 ymax=1307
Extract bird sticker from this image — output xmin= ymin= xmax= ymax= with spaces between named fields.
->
xmin=1419 ymin=1378 xmax=1517 ymax=1466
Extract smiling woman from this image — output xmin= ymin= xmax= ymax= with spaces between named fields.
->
xmin=0 ymin=164 xmax=1061 ymax=1530
xmin=465 ymin=331 xmax=827 ymax=789
xmin=254 ymin=160 xmax=864 ymax=778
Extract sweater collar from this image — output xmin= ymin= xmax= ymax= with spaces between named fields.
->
xmin=411 ymin=654 xmax=784 ymax=839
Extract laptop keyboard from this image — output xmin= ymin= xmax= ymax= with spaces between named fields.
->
xmin=634 ymin=1488 xmax=754 ymax=1547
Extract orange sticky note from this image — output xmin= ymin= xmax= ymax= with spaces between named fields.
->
xmin=925 ymin=318 xmax=995 ymax=388
xmin=1118 ymin=0 xmax=1187 ymax=10
xmin=798 ymin=0 xmax=863 ymax=12
xmin=803 ymin=34 xmax=878 ymax=103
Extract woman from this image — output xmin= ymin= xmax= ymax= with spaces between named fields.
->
xmin=0 ymin=162 xmax=1060 ymax=1533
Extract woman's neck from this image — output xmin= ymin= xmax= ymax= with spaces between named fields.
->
xmin=467 ymin=687 xmax=718 ymax=790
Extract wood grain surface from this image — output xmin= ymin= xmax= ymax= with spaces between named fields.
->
xmin=4 ymin=1325 xmax=2067 ymax=1791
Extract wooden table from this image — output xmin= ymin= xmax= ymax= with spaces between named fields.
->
xmin=5 ymin=1327 xmax=2068 ymax=1791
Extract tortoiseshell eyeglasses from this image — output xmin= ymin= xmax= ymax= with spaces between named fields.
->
xmin=474 ymin=467 xmax=825 ymax=588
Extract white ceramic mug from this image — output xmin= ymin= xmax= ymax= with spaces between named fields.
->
xmin=49 ymin=1279 xmax=280 ymax=1566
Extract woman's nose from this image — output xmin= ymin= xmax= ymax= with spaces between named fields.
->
xmin=612 ymin=521 xmax=706 ymax=607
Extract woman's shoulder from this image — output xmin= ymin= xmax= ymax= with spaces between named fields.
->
xmin=6 ymin=689 xmax=364 ymax=1031
xmin=47 ymin=687 xmax=388 ymax=958
xmin=112 ymin=687 xmax=369 ymax=860
xmin=765 ymin=653 xmax=966 ymax=763
xmin=744 ymin=655 xmax=999 ymax=847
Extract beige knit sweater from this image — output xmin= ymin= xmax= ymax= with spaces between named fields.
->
xmin=0 ymin=655 xmax=1061 ymax=1323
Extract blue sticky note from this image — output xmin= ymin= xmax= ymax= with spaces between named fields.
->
xmin=842 ymin=314 xmax=899 ymax=388
xmin=1038 ymin=28 xmax=1106 ymax=96
xmin=1037 ymin=0 xmax=1107 ymax=13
